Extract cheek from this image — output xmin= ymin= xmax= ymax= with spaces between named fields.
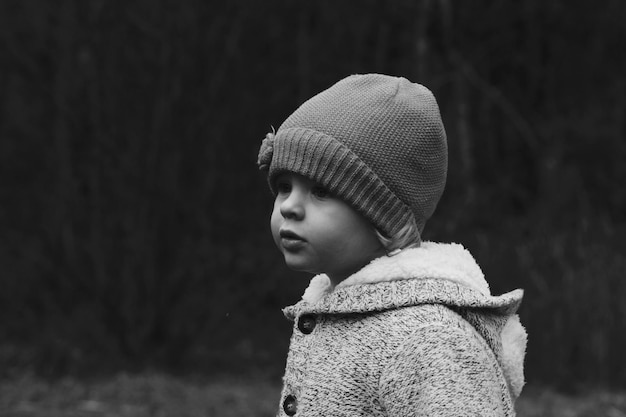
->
xmin=270 ymin=203 xmax=282 ymax=246
xmin=332 ymin=212 xmax=382 ymax=254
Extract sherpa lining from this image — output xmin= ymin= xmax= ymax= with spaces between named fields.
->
xmin=302 ymin=241 xmax=490 ymax=304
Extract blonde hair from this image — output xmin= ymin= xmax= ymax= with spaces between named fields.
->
xmin=375 ymin=218 xmax=421 ymax=254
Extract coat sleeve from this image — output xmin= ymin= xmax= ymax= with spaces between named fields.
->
xmin=379 ymin=321 xmax=511 ymax=417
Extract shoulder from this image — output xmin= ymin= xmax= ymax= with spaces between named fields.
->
xmin=343 ymin=304 xmax=490 ymax=362
xmin=382 ymin=303 xmax=495 ymax=360
xmin=378 ymin=305 xmax=513 ymax=416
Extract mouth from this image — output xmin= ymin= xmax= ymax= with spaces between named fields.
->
xmin=279 ymin=229 xmax=306 ymax=250
xmin=280 ymin=229 xmax=305 ymax=241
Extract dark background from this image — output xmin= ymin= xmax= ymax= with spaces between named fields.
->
xmin=1 ymin=0 xmax=625 ymax=390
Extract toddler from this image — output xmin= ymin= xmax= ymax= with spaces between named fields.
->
xmin=257 ymin=74 xmax=527 ymax=416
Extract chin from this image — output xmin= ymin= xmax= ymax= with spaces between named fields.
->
xmin=283 ymin=257 xmax=318 ymax=275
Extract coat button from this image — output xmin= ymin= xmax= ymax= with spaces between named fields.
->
xmin=283 ymin=394 xmax=297 ymax=416
xmin=297 ymin=314 xmax=316 ymax=334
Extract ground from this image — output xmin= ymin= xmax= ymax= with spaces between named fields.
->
xmin=1 ymin=373 xmax=625 ymax=417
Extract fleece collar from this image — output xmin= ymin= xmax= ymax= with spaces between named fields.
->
xmin=302 ymin=242 xmax=491 ymax=305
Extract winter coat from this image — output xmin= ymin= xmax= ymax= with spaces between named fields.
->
xmin=277 ymin=242 xmax=527 ymax=417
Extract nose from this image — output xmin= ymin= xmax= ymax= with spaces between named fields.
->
xmin=280 ymin=191 xmax=305 ymax=220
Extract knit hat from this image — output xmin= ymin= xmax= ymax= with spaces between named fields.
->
xmin=257 ymin=73 xmax=448 ymax=243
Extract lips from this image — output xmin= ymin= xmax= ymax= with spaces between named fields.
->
xmin=279 ymin=229 xmax=306 ymax=251
xmin=280 ymin=229 xmax=304 ymax=240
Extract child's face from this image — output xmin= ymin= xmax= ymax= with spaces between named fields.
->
xmin=271 ymin=172 xmax=385 ymax=285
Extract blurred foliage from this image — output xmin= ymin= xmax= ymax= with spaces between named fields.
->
xmin=0 ymin=0 xmax=625 ymax=388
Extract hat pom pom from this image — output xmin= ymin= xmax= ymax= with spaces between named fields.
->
xmin=257 ymin=131 xmax=275 ymax=171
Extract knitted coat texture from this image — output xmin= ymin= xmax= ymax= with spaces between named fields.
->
xmin=278 ymin=242 xmax=527 ymax=417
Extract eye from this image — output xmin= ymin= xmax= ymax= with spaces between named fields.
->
xmin=312 ymin=185 xmax=330 ymax=199
xmin=275 ymin=179 xmax=292 ymax=195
